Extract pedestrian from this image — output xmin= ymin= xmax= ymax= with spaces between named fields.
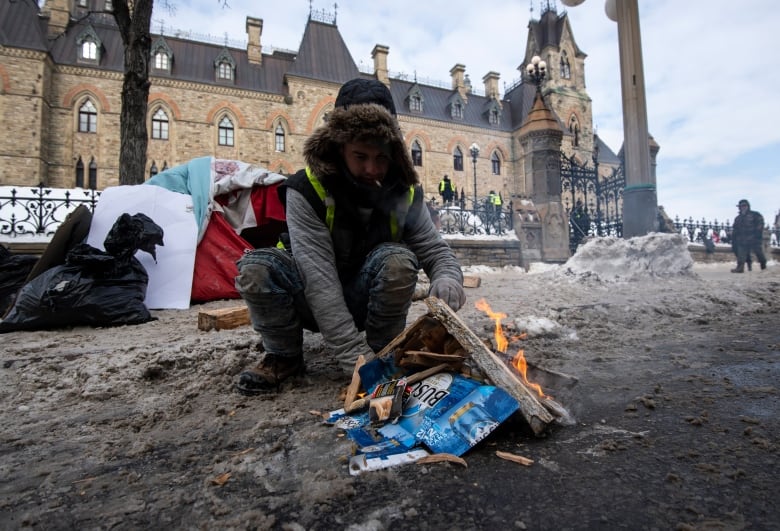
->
xmin=439 ymin=175 xmax=455 ymax=205
xmin=234 ymin=78 xmax=465 ymax=395
xmin=569 ymin=199 xmax=590 ymax=251
xmin=731 ymin=199 xmax=766 ymax=273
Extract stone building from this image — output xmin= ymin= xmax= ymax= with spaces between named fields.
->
xmin=0 ymin=0 xmax=623 ymax=205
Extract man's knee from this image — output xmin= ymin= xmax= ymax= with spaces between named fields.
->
xmin=235 ymin=248 xmax=294 ymax=297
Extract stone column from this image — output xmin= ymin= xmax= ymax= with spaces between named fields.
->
xmin=517 ymin=93 xmax=569 ymax=263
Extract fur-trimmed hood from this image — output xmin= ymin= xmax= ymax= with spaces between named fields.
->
xmin=303 ymin=103 xmax=418 ymax=188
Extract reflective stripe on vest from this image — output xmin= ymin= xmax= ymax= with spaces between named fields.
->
xmin=305 ymin=166 xmax=414 ymax=241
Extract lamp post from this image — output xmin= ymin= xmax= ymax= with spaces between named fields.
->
xmin=560 ymin=0 xmax=656 ymax=237
xmin=469 ymin=142 xmax=480 ymax=209
xmin=525 ymin=54 xmax=547 ymax=91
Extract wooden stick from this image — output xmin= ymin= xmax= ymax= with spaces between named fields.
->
xmin=343 ymin=355 xmax=366 ymax=409
xmin=495 ymin=450 xmax=534 ymax=466
xmin=424 ymin=297 xmax=554 ymax=436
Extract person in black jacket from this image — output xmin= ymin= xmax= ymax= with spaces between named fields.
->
xmin=234 ymin=78 xmax=465 ymax=394
xmin=731 ymin=199 xmax=766 ymax=273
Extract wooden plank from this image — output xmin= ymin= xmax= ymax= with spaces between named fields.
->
xmin=463 ymin=275 xmax=481 ymax=288
xmin=424 ymin=297 xmax=555 ymax=436
xmin=197 ymin=306 xmax=250 ymax=331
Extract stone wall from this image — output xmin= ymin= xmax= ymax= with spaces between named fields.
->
xmin=443 ymin=238 xmax=523 ymax=268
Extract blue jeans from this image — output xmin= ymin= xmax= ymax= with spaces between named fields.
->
xmin=234 ymin=243 xmax=419 ymax=359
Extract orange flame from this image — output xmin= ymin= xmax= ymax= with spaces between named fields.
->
xmin=475 ymin=298 xmax=548 ymax=399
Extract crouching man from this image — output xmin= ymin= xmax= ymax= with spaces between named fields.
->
xmin=234 ymin=78 xmax=465 ymax=395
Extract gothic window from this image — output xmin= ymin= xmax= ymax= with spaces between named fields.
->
xmin=105 ymin=0 xmax=113 ymax=10
xmin=78 ymin=100 xmax=97 ymax=133
xmin=75 ymin=157 xmax=84 ymax=187
xmin=150 ymin=161 xmax=158 ymax=177
xmin=411 ymin=140 xmax=422 ymax=167
xmin=76 ymin=26 xmax=101 ymax=63
xmin=452 ymin=102 xmax=463 ymax=119
xmin=453 ymin=147 xmax=464 ymax=171
xmin=560 ymin=51 xmax=571 ymax=79
xmin=217 ymin=62 xmax=233 ymax=80
xmin=491 ymin=152 xmax=501 ymax=175
xmin=81 ymin=40 xmax=97 ymax=60
xmin=409 ymin=94 xmax=422 ymax=112
xmin=218 ymin=116 xmax=234 ymax=146
xmin=162 ymin=161 xmax=169 ymax=171
xmin=88 ymin=158 xmax=97 ymax=189
xmin=275 ymin=124 xmax=286 ymax=152
xmin=154 ymin=52 xmax=169 ymax=70
xmin=78 ymin=0 xmax=87 ymax=7
xmin=151 ymin=108 xmax=169 ymax=140
xmin=489 ymin=108 xmax=500 ymax=125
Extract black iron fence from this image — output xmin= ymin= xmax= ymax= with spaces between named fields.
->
xmin=0 ymin=184 xmax=101 ymax=238
xmin=428 ymin=196 xmax=513 ymax=236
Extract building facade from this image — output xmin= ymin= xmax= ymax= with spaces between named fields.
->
xmin=0 ymin=0 xmax=624 ymax=205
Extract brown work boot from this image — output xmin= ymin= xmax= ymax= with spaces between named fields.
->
xmin=236 ymin=354 xmax=305 ymax=395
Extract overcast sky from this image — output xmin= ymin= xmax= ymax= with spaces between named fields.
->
xmin=151 ymin=0 xmax=780 ymax=225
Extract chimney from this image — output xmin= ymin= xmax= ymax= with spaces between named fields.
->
xmin=371 ymin=44 xmax=390 ymax=86
xmin=450 ymin=63 xmax=468 ymax=100
xmin=482 ymin=71 xmax=501 ymax=100
xmin=246 ymin=17 xmax=263 ymax=65
xmin=42 ymin=0 xmax=72 ymax=38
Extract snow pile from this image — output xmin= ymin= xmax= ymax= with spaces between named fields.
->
xmin=561 ymin=233 xmax=694 ymax=282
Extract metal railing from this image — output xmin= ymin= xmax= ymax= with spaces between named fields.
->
xmin=0 ymin=184 xmax=101 ymax=238
xmin=428 ymin=197 xmax=513 ymax=236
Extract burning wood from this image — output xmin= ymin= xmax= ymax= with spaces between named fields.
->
xmin=363 ymin=297 xmax=564 ymax=436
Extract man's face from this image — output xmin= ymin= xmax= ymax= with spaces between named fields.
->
xmin=739 ymin=203 xmax=748 ymax=213
xmin=341 ymin=141 xmax=391 ymax=186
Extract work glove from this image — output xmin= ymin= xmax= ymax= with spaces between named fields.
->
xmin=429 ymin=277 xmax=466 ymax=312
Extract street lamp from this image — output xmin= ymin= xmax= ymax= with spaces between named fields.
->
xmin=560 ymin=0 xmax=656 ymax=237
xmin=525 ymin=55 xmax=547 ymax=91
xmin=469 ymin=142 xmax=480 ymax=208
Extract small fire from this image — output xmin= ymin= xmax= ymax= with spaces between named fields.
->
xmin=475 ymin=298 xmax=549 ymax=399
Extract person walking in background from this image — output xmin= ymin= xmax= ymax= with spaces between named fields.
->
xmin=438 ymin=175 xmax=455 ymax=205
xmin=731 ymin=199 xmax=766 ymax=273
xmin=234 ymin=78 xmax=465 ymax=395
xmin=569 ymin=199 xmax=590 ymax=252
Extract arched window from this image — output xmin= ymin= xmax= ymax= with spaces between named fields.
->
xmin=410 ymin=94 xmax=422 ymax=112
xmin=151 ymin=108 xmax=169 ymax=140
xmin=217 ymin=61 xmax=233 ymax=81
xmin=78 ymin=100 xmax=97 ymax=133
xmin=218 ymin=116 xmax=234 ymax=146
xmin=81 ymin=40 xmax=97 ymax=60
xmin=154 ymin=52 xmax=169 ymax=70
xmin=451 ymin=101 xmax=463 ymax=119
xmin=411 ymin=140 xmax=422 ymax=167
xmin=560 ymin=51 xmax=571 ymax=79
xmin=489 ymin=108 xmax=500 ymax=125
xmin=453 ymin=147 xmax=464 ymax=171
xmin=491 ymin=152 xmax=501 ymax=175
xmin=275 ymin=124 xmax=286 ymax=152
xmin=75 ymin=156 xmax=84 ymax=187
xmin=150 ymin=161 xmax=158 ymax=177
xmin=88 ymin=158 xmax=97 ymax=189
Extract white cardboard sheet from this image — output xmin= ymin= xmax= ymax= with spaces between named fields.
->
xmin=87 ymin=185 xmax=198 ymax=309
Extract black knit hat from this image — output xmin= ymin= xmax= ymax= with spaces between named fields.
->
xmin=335 ymin=78 xmax=396 ymax=115
xmin=737 ymin=199 xmax=749 ymax=207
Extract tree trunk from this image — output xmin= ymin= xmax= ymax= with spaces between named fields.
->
xmin=114 ymin=1 xmax=154 ymax=185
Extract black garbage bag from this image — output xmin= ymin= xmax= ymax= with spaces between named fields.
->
xmin=0 ymin=245 xmax=39 ymax=316
xmin=0 ymin=213 xmax=164 ymax=333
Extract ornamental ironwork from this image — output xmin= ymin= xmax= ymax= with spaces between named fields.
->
xmin=0 ymin=184 xmax=101 ymax=238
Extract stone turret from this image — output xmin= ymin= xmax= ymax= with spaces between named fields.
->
xmin=42 ymin=0 xmax=72 ymax=38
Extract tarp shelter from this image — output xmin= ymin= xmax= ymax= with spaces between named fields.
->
xmin=87 ymin=157 xmax=287 ymax=309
